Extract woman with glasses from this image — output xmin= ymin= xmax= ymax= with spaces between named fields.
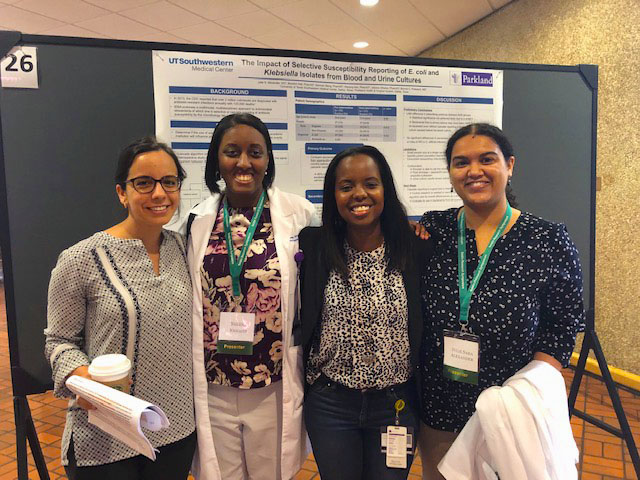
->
xmin=170 ymin=113 xmax=316 ymax=480
xmin=45 ymin=137 xmax=197 ymax=480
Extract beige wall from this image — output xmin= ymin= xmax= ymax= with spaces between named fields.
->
xmin=421 ymin=0 xmax=640 ymax=372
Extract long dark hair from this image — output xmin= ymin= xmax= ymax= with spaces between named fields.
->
xmin=445 ymin=123 xmax=517 ymax=207
xmin=321 ymin=145 xmax=412 ymax=277
xmin=204 ymin=113 xmax=276 ymax=193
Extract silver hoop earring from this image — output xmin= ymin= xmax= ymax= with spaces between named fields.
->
xmin=507 ymin=177 xmax=512 ymax=186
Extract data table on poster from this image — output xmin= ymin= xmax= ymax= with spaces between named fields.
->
xmin=295 ymin=104 xmax=397 ymax=142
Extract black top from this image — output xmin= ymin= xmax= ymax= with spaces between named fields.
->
xmin=419 ymin=209 xmax=585 ymax=432
xmin=298 ymin=226 xmax=433 ymax=388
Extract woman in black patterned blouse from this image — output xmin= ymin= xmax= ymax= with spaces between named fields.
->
xmin=299 ymin=145 xmax=432 ymax=480
xmin=417 ymin=124 xmax=585 ymax=479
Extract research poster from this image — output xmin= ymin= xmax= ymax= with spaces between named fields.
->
xmin=152 ymin=50 xmax=503 ymax=217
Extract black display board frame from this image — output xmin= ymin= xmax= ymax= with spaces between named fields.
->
xmin=0 ymin=32 xmax=598 ymax=397
xmin=1 ymin=31 xmax=626 ymax=479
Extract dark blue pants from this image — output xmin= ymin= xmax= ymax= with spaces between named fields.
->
xmin=304 ymin=375 xmax=419 ymax=480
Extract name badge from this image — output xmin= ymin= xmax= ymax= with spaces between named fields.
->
xmin=381 ymin=426 xmax=412 ymax=469
xmin=218 ymin=312 xmax=255 ymax=355
xmin=443 ymin=329 xmax=480 ymax=385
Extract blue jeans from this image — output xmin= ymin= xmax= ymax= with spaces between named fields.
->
xmin=304 ymin=375 xmax=419 ymax=480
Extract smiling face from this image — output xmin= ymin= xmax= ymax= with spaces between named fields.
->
xmin=116 ymin=149 xmax=180 ymax=229
xmin=334 ymin=154 xmax=384 ymax=234
xmin=217 ymin=124 xmax=269 ymax=206
xmin=449 ymin=134 xmax=514 ymax=210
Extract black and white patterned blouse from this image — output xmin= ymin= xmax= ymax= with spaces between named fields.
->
xmin=306 ymin=242 xmax=411 ymax=390
xmin=419 ymin=209 xmax=585 ymax=432
xmin=45 ymin=231 xmax=195 ymax=466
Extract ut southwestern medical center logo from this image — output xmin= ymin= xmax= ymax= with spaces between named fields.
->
xmin=169 ymin=56 xmax=234 ymax=72
xmin=450 ymin=71 xmax=493 ymax=87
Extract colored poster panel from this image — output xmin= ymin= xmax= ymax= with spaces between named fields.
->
xmin=152 ymin=51 xmax=503 ymax=217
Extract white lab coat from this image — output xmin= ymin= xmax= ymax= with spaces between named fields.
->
xmin=169 ymin=187 xmax=316 ymax=480
xmin=438 ymin=360 xmax=579 ymax=480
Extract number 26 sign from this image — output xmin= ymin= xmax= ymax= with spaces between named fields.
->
xmin=1 ymin=46 xmax=39 ymax=89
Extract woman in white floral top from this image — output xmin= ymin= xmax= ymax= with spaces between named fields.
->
xmin=171 ymin=113 xmax=316 ymax=480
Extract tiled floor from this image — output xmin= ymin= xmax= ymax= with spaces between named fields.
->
xmin=0 ymin=286 xmax=639 ymax=479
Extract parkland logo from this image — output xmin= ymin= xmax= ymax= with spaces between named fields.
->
xmin=450 ymin=71 xmax=493 ymax=87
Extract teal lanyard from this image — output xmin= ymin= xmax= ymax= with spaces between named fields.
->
xmin=223 ymin=190 xmax=266 ymax=297
xmin=457 ymin=204 xmax=512 ymax=329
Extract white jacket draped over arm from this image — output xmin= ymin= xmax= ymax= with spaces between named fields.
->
xmin=439 ymin=360 xmax=579 ymax=480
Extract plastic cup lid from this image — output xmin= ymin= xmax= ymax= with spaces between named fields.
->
xmin=88 ymin=354 xmax=131 ymax=379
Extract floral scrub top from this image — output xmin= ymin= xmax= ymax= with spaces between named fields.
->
xmin=201 ymin=201 xmax=283 ymax=389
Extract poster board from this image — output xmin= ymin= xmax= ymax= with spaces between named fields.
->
xmin=0 ymin=33 xmax=596 ymax=396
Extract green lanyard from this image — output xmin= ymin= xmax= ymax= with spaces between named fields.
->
xmin=223 ymin=190 xmax=266 ymax=298
xmin=457 ymin=204 xmax=512 ymax=329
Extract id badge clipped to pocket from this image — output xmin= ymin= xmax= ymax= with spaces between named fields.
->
xmin=386 ymin=426 xmax=409 ymax=468
xmin=380 ymin=426 xmax=413 ymax=469
xmin=443 ymin=329 xmax=480 ymax=385
xmin=380 ymin=399 xmax=413 ymax=469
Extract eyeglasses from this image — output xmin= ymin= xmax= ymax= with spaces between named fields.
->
xmin=124 ymin=175 xmax=182 ymax=194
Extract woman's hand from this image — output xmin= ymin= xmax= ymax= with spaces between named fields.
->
xmin=69 ymin=365 xmax=96 ymax=410
xmin=409 ymin=220 xmax=430 ymax=240
xmin=533 ymin=352 xmax=562 ymax=371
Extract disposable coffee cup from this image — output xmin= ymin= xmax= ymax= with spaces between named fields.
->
xmin=88 ymin=354 xmax=131 ymax=394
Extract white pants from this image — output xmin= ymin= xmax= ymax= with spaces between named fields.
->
xmin=207 ymin=381 xmax=283 ymax=480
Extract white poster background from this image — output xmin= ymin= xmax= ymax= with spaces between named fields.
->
xmin=152 ymin=51 xmax=503 ymax=217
